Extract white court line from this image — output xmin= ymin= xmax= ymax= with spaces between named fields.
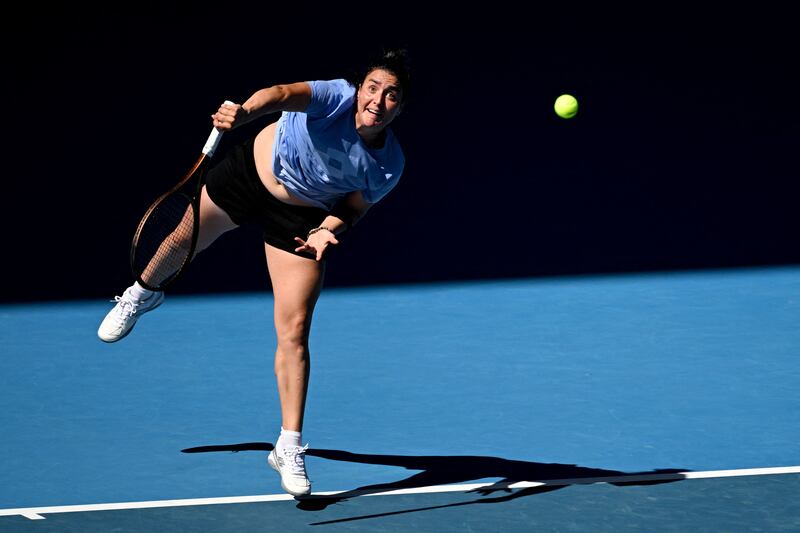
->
xmin=2 ymin=465 xmax=799 ymax=520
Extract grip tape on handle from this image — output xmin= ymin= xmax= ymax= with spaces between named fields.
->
xmin=202 ymin=99 xmax=235 ymax=157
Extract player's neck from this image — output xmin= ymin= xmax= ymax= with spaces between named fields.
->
xmin=359 ymin=129 xmax=386 ymax=149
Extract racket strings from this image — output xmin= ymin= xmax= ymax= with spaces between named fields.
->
xmin=133 ymin=194 xmax=197 ymax=289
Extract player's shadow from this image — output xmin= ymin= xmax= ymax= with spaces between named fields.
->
xmin=182 ymin=442 xmax=687 ymax=524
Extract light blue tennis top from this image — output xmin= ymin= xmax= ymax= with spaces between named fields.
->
xmin=272 ymin=79 xmax=405 ymax=210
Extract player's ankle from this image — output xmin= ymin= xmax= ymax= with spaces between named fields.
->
xmin=276 ymin=428 xmax=302 ymax=452
xmin=130 ymin=281 xmax=155 ymax=300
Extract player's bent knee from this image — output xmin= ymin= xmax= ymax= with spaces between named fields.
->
xmin=276 ymin=317 xmax=311 ymax=350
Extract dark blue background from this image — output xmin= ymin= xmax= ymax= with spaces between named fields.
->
xmin=4 ymin=6 xmax=798 ymax=302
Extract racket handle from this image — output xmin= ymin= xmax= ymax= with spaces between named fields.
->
xmin=202 ymin=99 xmax=235 ymax=157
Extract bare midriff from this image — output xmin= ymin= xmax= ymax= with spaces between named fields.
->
xmin=253 ymin=122 xmax=318 ymax=207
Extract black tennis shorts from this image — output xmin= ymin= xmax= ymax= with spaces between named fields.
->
xmin=205 ymin=137 xmax=330 ymax=258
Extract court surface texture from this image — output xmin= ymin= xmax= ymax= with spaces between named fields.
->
xmin=1 ymin=266 xmax=798 ymax=531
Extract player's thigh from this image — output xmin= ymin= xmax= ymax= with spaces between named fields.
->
xmin=196 ymin=185 xmax=238 ymax=252
xmin=264 ymin=243 xmax=325 ymax=336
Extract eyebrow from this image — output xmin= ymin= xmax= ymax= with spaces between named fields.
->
xmin=368 ymin=78 xmax=401 ymax=92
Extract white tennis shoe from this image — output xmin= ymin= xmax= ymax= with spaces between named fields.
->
xmin=268 ymin=444 xmax=311 ymax=496
xmin=97 ymin=286 xmax=164 ymax=343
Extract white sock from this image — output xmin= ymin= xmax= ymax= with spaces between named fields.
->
xmin=277 ymin=428 xmax=302 ymax=452
xmin=130 ymin=281 xmax=155 ymax=300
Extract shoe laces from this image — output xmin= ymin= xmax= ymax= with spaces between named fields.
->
xmin=281 ymin=444 xmax=309 ymax=477
xmin=110 ymin=292 xmax=140 ymax=321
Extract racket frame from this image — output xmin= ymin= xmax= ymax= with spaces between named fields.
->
xmin=129 ymin=112 xmax=228 ymax=291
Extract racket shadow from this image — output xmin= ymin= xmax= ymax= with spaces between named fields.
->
xmin=181 ymin=443 xmax=687 ymax=518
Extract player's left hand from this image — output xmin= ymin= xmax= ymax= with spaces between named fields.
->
xmin=294 ymin=230 xmax=339 ymax=261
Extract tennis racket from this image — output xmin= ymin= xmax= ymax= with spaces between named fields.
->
xmin=130 ymin=101 xmax=232 ymax=291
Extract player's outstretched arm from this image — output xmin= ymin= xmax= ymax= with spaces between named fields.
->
xmin=212 ymin=82 xmax=313 ymax=130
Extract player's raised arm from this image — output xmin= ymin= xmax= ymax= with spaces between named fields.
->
xmin=212 ymin=82 xmax=313 ymax=130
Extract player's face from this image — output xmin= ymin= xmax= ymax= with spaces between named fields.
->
xmin=355 ymin=69 xmax=403 ymax=132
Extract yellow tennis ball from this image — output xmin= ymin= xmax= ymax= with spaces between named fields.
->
xmin=554 ymin=94 xmax=578 ymax=119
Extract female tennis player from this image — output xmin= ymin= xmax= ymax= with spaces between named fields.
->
xmin=97 ymin=48 xmax=410 ymax=497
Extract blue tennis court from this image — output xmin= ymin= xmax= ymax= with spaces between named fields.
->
xmin=1 ymin=266 xmax=798 ymax=531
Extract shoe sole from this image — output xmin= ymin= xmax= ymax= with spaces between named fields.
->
xmin=98 ymin=293 xmax=165 ymax=343
xmin=268 ymin=450 xmax=311 ymax=497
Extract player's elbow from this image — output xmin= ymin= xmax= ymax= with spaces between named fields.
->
xmin=273 ymin=82 xmax=312 ymax=112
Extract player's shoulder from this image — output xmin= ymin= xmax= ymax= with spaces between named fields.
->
xmin=307 ymin=79 xmax=356 ymax=118
xmin=309 ymin=79 xmax=355 ymax=98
